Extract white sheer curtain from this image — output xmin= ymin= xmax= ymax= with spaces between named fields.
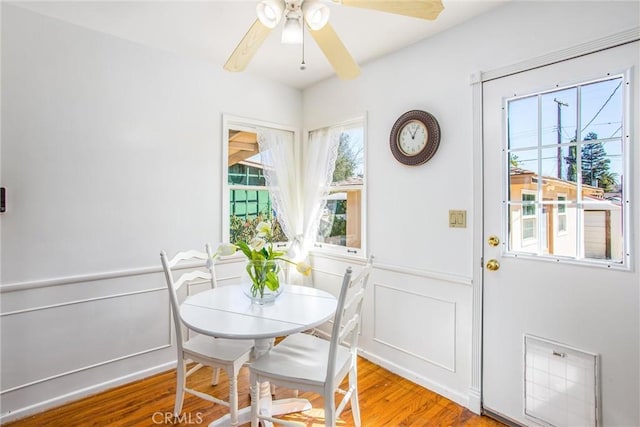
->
xmin=257 ymin=127 xmax=300 ymax=242
xmin=301 ymin=127 xmax=341 ymax=255
xmin=257 ymin=125 xmax=340 ymax=270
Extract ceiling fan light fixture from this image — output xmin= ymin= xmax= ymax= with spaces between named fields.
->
xmin=256 ymin=0 xmax=284 ymax=29
xmin=281 ymin=17 xmax=303 ymax=44
xmin=303 ymin=0 xmax=330 ymax=31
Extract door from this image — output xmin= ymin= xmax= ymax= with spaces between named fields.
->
xmin=482 ymin=42 xmax=639 ymax=426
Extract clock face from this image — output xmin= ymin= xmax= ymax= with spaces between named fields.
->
xmin=389 ymin=110 xmax=441 ymax=166
xmin=398 ymin=120 xmax=428 ymax=156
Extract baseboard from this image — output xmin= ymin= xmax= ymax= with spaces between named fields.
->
xmin=358 ymin=349 xmax=469 ymax=409
xmin=467 ymin=387 xmax=481 ymax=414
xmin=0 ymin=361 xmax=176 ymax=424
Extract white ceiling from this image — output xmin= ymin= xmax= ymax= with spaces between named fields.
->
xmin=12 ymin=0 xmax=509 ymax=89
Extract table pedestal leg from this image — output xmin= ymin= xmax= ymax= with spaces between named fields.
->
xmin=209 ymin=338 xmax=312 ymax=427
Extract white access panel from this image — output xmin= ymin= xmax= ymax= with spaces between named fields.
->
xmin=524 ymin=335 xmax=600 ymax=427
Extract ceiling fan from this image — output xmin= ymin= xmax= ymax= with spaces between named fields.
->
xmin=223 ymin=0 xmax=445 ymax=80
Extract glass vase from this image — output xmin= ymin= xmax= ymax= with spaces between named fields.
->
xmin=242 ymin=259 xmax=284 ymax=304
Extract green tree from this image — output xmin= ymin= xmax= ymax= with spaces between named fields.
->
xmin=510 ymin=153 xmax=520 ymax=168
xmin=332 ymin=133 xmax=358 ymax=183
xmin=564 ymin=132 xmax=617 ymax=191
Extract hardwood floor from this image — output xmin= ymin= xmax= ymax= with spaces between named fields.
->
xmin=5 ymin=357 xmax=504 ymax=426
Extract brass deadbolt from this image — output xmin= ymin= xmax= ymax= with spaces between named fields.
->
xmin=486 ymin=259 xmax=500 ymax=271
xmin=488 ymin=235 xmax=500 ymax=247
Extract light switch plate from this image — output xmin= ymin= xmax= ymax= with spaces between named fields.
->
xmin=449 ymin=210 xmax=467 ymax=228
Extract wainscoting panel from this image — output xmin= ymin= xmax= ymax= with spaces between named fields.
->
xmin=1 ymin=288 xmax=170 ymax=391
xmin=309 ymin=253 xmax=473 ymax=407
xmin=373 ymin=284 xmax=456 ymax=371
xmin=0 ymin=269 xmax=176 ymax=422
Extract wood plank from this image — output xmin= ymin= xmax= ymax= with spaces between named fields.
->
xmin=4 ymin=357 xmax=504 ymax=426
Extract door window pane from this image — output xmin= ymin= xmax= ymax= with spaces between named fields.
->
xmin=580 ymin=78 xmax=623 ymax=141
xmin=541 ymin=87 xmax=577 ymax=147
xmin=508 ymin=95 xmax=538 ymax=150
xmin=509 ymin=204 xmax=537 ymax=255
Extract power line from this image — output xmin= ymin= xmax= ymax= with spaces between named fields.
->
xmin=609 ymin=125 xmax=622 ymax=138
xmin=562 ymin=127 xmax=575 ymax=140
xmin=581 ymin=80 xmax=622 ymax=132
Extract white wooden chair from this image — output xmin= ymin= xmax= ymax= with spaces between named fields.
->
xmin=161 ymin=245 xmax=253 ymax=427
xmin=249 ymin=256 xmax=374 ymax=427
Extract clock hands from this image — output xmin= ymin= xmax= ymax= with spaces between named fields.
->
xmin=409 ymin=123 xmax=418 ymax=139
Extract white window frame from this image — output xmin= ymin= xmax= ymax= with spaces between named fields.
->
xmin=308 ymin=115 xmax=367 ymax=258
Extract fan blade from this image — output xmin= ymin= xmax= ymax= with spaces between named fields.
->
xmin=338 ymin=0 xmax=444 ymax=20
xmin=224 ymin=19 xmax=272 ymax=72
xmin=308 ymin=23 xmax=360 ymax=80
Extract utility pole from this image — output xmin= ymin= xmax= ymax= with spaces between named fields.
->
xmin=554 ymin=98 xmax=569 ymax=179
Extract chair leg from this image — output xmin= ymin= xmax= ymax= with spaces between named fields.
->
xmin=174 ymin=358 xmax=186 ymax=417
xmin=324 ymin=391 xmax=336 ymax=427
xmin=250 ymin=374 xmax=260 ymax=427
xmin=228 ymin=367 xmax=239 ymax=427
xmin=212 ymin=367 xmax=221 ymax=385
xmin=349 ymin=367 xmax=361 ymax=427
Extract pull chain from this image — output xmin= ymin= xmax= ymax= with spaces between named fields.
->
xmin=300 ymin=25 xmax=306 ymax=70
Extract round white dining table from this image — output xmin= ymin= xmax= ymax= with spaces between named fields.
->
xmin=180 ymin=284 xmax=337 ymax=427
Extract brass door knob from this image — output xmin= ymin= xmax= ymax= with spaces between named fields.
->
xmin=486 ymin=259 xmax=500 ymax=271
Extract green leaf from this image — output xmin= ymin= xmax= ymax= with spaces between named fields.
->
xmin=236 ymin=241 xmax=252 ymax=259
xmin=246 ymin=263 xmax=257 ymax=284
xmin=265 ymin=271 xmax=280 ymax=291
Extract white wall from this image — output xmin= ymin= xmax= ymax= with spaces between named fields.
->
xmin=303 ymin=0 xmax=639 ymax=421
xmin=0 ymin=4 xmax=301 ymax=421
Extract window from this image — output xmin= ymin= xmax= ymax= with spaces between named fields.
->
xmin=222 ymin=116 xmax=292 ymax=244
xmin=506 ymin=75 xmax=628 ymax=264
xmin=557 ymin=195 xmax=567 ymax=234
xmin=313 ymin=118 xmax=366 ymax=255
xmin=521 ymin=192 xmax=537 ymax=241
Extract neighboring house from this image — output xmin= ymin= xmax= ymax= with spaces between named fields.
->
xmin=509 ymin=168 xmax=622 ymax=260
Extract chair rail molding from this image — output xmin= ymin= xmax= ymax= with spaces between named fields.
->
xmin=0 ymin=257 xmax=241 ymax=293
xmin=311 ymin=252 xmax=472 ymax=286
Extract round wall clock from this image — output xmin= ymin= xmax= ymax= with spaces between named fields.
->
xmin=389 ymin=110 xmax=441 ymax=166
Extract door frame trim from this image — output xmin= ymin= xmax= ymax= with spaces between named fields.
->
xmin=468 ymin=25 xmax=640 ymax=415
